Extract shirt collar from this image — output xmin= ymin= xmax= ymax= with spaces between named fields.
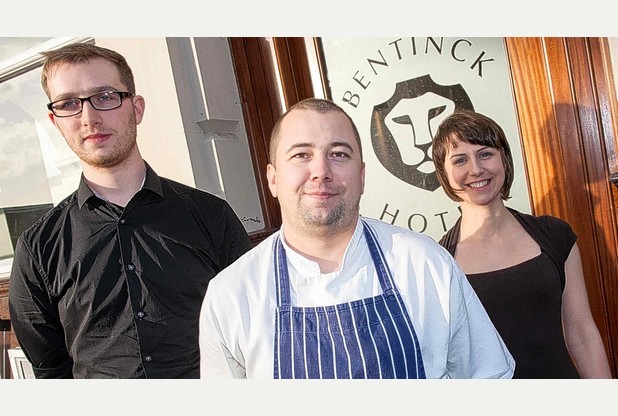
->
xmin=279 ymin=217 xmax=364 ymax=273
xmin=77 ymin=161 xmax=164 ymax=209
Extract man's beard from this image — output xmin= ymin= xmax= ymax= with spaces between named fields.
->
xmin=73 ymin=118 xmax=138 ymax=168
xmin=295 ymin=197 xmax=356 ymax=237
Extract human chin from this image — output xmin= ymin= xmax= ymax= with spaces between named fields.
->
xmin=79 ymin=143 xmax=131 ymax=168
xmin=299 ymin=201 xmax=346 ymax=228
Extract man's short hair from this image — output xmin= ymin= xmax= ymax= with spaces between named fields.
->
xmin=41 ymin=43 xmax=136 ymax=99
xmin=269 ymin=98 xmax=363 ymax=165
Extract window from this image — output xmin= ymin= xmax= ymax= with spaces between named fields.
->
xmin=0 ymin=38 xmax=88 ymax=277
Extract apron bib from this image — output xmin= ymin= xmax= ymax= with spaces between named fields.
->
xmin=273 ymin=220 xmax=425 ymax=379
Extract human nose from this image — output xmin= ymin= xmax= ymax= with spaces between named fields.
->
xmin=469 ymin=158 xmax=485 ymax=176
xmin=79 ymin=99 xmax=103 ymax=126
xmin=310 ymin=154 xmax=333 ymax=182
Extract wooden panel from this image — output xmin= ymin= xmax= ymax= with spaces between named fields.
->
xmin=583 ymin=38 xmax=618 ymax=373
xmin=506 ymin=37 xmax=618 ymax=375
xmin=590 ymin=40 xmax=618 ymax=233
xmin=567 ymin=38 xmax=618 ymax=335
xmin=593 ymin=40 xmax=618 ymax=179
xmin=506 ymin=38 xmax=570 ymax=214
xmin=545 ymin=38 xmax=608 ymax=323
xmin=272 ymin=38 xmax=314 ymax=107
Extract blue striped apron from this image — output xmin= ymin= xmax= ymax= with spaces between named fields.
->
xmin=273 ymin=220 xmax=426 ymax=379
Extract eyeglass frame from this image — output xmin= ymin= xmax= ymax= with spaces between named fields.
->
xmin=47 ymin=91 xmax=136 ymax=117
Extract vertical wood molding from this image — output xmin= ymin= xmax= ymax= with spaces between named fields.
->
xmin=564 ymin=39 xmax=618 ymax=375
xmin=590 ymin=39 xmax=618 ymax=231
xmin=506 ymin=38 xmax=571 ymax=215
xmin=592 ymin=39 xmax=618 ymax=178
xmin=272 ymin=38 xmax=314 ymax=108
xmin=229 ymin=38 xmax=283 ymax=244
xmin=228 ymin=38 xmax=316 ymax=244
xmin=506 ymin=37 xmax=618 ymax=375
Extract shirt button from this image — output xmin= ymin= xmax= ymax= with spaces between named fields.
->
xmin=127 ymin=264 xmax=135 ymax=271
xmin=136 ymin=311 xmax=145 ymax=319
xmin=119 ymin=219 xmax=126 ymax=224
xmin=144 ymin=355 xmax=152 ymax=362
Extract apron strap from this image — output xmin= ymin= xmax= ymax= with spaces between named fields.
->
xmin=361 ymin=219 xmax=395 ymax=292
xmin=273 ymin=236 xmax=291 ymax=307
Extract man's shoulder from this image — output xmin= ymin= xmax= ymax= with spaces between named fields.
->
xmin=19 ymin=192 xmax=79 ymax=244
xmin=225 ymin=231 xmax=277 ymax=268
xmin=208 ymin=231 xmax=278 ymax=289
xmin=159 ymin=177 xmax=226 ymax=205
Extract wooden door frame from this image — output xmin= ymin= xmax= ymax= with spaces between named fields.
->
xmin=228 ymin=37 xmax=314 ymax=245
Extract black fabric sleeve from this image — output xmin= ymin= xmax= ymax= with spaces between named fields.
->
xmin=542 ymin=215 xmax=577 ymax=264
xmin=510 ymin=208 xmax=576 ymax=291
xmin=216 ymin=200 xmax=253 ymax=269
xmin=8 ymin=237 xmax=74 ymax=378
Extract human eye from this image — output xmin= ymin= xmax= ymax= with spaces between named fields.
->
xmin=55 ymin=99 xmax=81 ymax=111
xmin=451 ymin=157 xmax=466 ymax=166
xmin=93 ymin=92 xmax=118 ymax=104
xmin=330 ymin=150 xmax=350 ymax=159
xmin=479 ymin=150 xmax=495 ymax=159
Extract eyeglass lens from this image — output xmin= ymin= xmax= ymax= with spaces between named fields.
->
xmin=50 ymin=91 xmax=125 ymax=117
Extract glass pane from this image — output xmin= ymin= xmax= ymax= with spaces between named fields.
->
xmin=0 ymin=59 xmax=80 ymax=271
xmin=317 ymin=37 xmax=531 ymax=240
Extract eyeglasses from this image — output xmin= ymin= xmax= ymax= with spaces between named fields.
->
xmin=47 ymin=91 xmax=135 ymax=117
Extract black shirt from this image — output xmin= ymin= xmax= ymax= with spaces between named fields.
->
xmin=439 ymin=208 xmax=580 ymax=378
xmin=8 ymin=163 xmax=253 ymax=378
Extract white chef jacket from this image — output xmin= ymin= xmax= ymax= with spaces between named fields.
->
xmin=199 ymin=217 xmax=515 ymax=379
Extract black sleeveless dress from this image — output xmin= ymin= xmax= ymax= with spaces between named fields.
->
xmin=439 ymin=208 xmax=580 ymax=378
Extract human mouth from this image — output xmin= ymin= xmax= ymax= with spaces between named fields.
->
xmin=304 ymin=187 xmax=339 ymax=200
xmin=306 ymin=192 xmax=337 ymax=200
xmin=83 ymin=133 xmax=111 ymax=143
xmin=468 ymin=179 xmax=490 ymax=189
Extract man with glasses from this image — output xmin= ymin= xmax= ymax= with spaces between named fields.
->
xmin=8 ymin=43 xmax=253 ymax=378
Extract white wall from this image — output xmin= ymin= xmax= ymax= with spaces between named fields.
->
xmin=95 ymin=38 xmax=196 ymax=188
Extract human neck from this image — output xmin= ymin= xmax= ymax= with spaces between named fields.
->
xmin=83 ymin=156 xmax=147 ymax=207
xmin=459 ymin=201 xmax=513 ymax=240
xmin=282 ymin=218 xmax=358 ymax=274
